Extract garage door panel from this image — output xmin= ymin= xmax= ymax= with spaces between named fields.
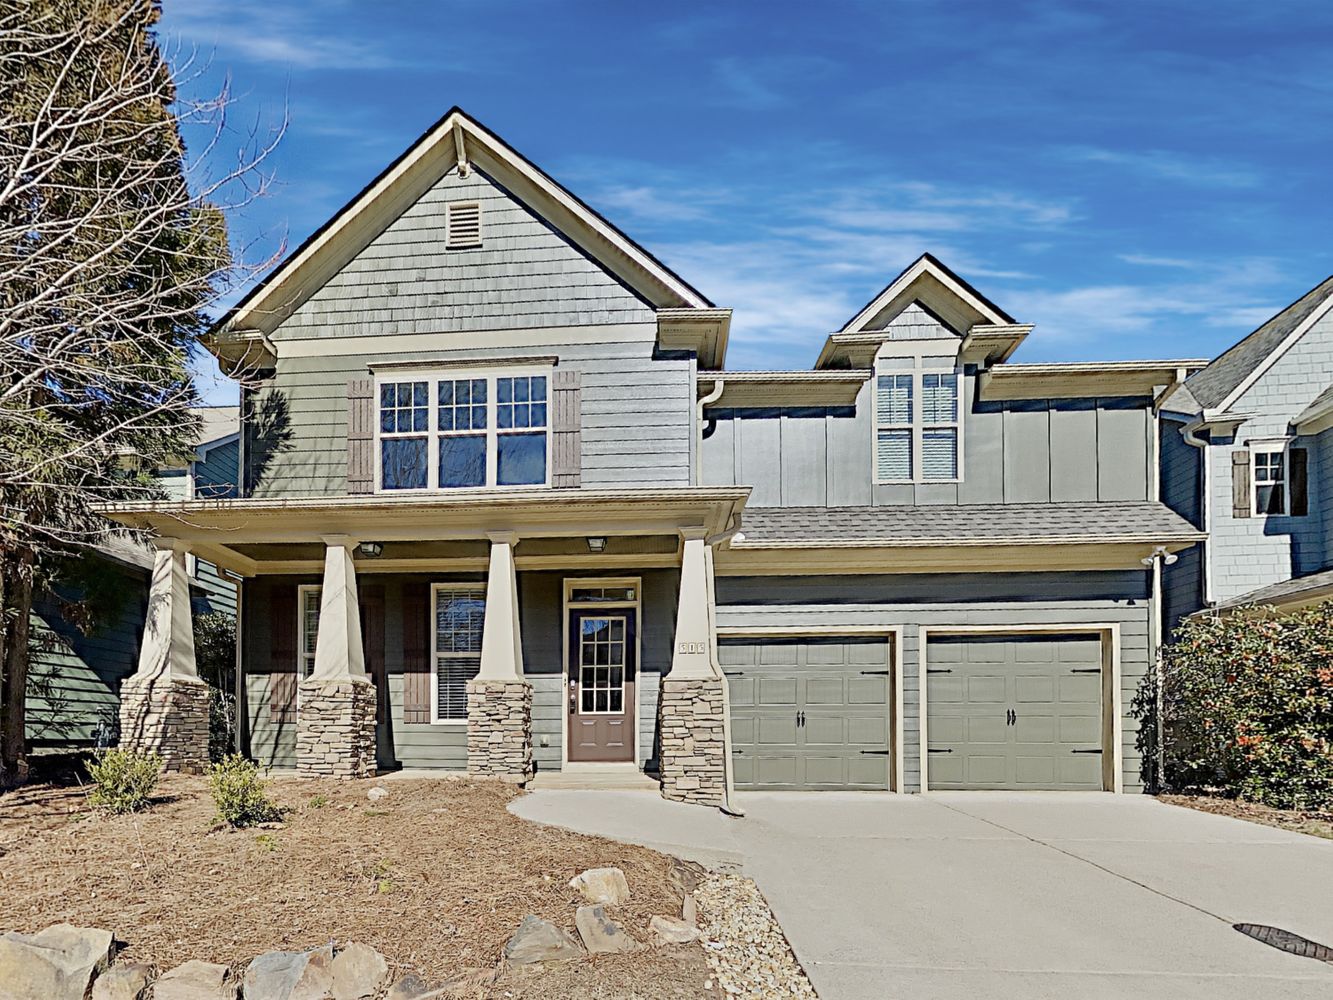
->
xmin=758 ymin=643 xmax=799 ymax=666
xmin=757 ymin=676 xmax=798 ymax=705
xmin=1060 ymin=755 xmax=1102 ymax=786
xmin=1061 ymin=674 xmax=1101 ymax=702
xmin=727 ymin=675 xmax=757 ymax=708
xmin=928 ymin=752 xmax=963 ymax=784
xmin=1014 ymin=715 xmax=1055 ymax=744
xmin=803 ymin=756 xmax=846 ymax=785
xmin=754 ymin=755 xmax=799 ymax=786
xmin=1059 ymin=715 xmax=1101 ymax=743
xmin=718 ymin=644 xmax=757 ymax=668
xmin=967 ymin=675 xmax=1007 ymax=702
xmin=1015 ymin=676 xmax=1054 ymax=702
xmin=847 ymin=676 xmax=887 ymax=704
xmin=756 ymin=714 xmax=799 ymax=745
xmin=968 ymin=715 xmax=1010 ymax=744
xmin=805 ymin=677 xmax=846 ymax=705
xmin=927 ymin=674 xmax=965 ymax=703
xmin=1016 ymin=755 xmax=1055 ymax=784
xmin=847 ymin=755 xmax=888 ymax=787
xmin=965 ymin=754 xmax=1008 ymax=784
xmin=803 ymin=715 xmax=845 ymax=745
xmin=847 ymin=716 xmax=887 ymax=745
xmin=730 ymin=754 xmax=755 ymax=786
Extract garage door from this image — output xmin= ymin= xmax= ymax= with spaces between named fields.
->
xmin=721 ymin=636 xmax=891 ymax=790
xmin=926 ymin=633 xmax=1103 ymax=790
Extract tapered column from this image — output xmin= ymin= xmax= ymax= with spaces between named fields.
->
xmin=467 ymin=532 xmax=532 ymax=782
xmin=119 ymin=539 xmax=210 ymax=771
xmin=660 ymin=528 xmax=726 ymax=807
xmin=297 ymin=536 xmax=376 ymax=778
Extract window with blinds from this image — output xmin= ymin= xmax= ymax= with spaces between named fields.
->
xmin=432 ymin=584 xmax=486 ymax=722
xmin=874 ymin=363 xmax=961 ymax=484
xmin=299 ymin=586 xmax=321 ymax=677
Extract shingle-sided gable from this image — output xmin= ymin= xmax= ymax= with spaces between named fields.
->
xmin=877 ymin=301 xmax=960 ymax=342
xmin=1186 ymin=275 xmax=1333 ymax=410
xmin=278 ymin=166 xmax=655 ymax=339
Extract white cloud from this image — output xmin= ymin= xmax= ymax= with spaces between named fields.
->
xmin=1060 ymin=146 xmax=1261 ymax=188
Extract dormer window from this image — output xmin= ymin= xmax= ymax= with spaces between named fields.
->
xmin=875 ymin=359 xmax=961 ymax=484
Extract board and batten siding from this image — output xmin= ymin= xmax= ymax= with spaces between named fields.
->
xmin=702 ymin=375 xmax=1153 ymax=507
xmin=715 ymin=571 xmax=1153 ymax=793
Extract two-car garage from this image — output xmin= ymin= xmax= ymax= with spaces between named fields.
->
xmin=720 ymin=629 xmax=1115 ymax=793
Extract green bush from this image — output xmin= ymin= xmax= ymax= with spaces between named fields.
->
xmin=209 ymin=755 xmax=282 ymax=827
xmin=87 ymin=748 xmax=163 ymax=814
xmin=1135 ymin=604 xmax=1333 ymax=810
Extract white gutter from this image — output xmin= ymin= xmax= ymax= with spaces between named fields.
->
xmin=1179 ymin=417 xmax=1213 ymax=605
xmin=695 ymin=378 xmax=724 ymax=486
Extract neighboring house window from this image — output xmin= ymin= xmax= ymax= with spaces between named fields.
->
xmin=299 ymin=585 xmax=321 ymax=678
xmin=377 ymin=369 xmax=550 ymax=491
xmin=1253 ymin=448 xmax=1286 ymax=515
xmin=432 ymin=584 xmax=486 ymax=722
xmin=875 ymin=362 xmax=961 ymax=483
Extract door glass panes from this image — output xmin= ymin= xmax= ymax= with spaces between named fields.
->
xmin=434 ymin=587 xmax=485 ymax=721
xmin=579 ymin=616 xmax=625 ymax=714
xmin=569 ymin=586 xmax=636 ymax=603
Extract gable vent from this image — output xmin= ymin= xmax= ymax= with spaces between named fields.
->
xmin=446 ymin=201 xmax=482 ymax=249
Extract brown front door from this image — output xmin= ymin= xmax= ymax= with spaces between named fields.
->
xmin=567 ymin=609 xmax=636 ymax=762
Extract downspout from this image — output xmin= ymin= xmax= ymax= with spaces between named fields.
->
xmin=695 ymin=378 xmax=724 ymax=485
xmin=705 ymin=525 xmax=743 ymax=817
xmin=1142 ymin=545 xmax=1177 ymax=792
xmin=1180 ymin=417 xmax=1213 ymax=605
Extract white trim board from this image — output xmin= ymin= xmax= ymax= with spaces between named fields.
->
xmin=561 ymin=576 xmax=643 ymax=770
xmin=1215 ymin=291 xmax=1333 ymax=413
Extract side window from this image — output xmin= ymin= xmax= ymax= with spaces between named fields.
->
xmin=432 ymin=585 xmax=486 ymax=722
xmin=875 ymin=361 xmax=962 ymax=484
xmin=299 ymin=586 xmax=321 ymax=678
xmin=1252 ymin=449 xmax=1285 ymax=515
xmin=379 ymin=381 xmax=428 ymax=490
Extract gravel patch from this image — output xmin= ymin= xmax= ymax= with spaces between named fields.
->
xmin=694 ymin=871 xmax=817 ymax=998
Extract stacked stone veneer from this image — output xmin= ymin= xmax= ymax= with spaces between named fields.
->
xmin=118 ymin=675 xmax=211 ymax=773
xmin=466 ymin=679 xmax=532 ymax=783
xmin=295 ymin=678 xmax=377 ymax=778
xmin=659 ymin=677 xmax=726 ymax=806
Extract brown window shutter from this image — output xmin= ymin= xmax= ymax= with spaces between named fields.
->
xmin=551 ymin=368 xmax=582 ymax=488
xmin=1290 ymin=447 xmax=1309 ymax=516
xmin=1232 ymin=450 xmax=1252 ymax=519
xmin=347 ymin=378 xmax=375 ymax=494
xmin=270 ymin=586 xmax=297 ymax=724
xmin=402 ymin=581 xmax=431 ymax=724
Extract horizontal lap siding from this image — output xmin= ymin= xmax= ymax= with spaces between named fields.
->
xmin=715 ymin=572 xmax=1152 ymax=793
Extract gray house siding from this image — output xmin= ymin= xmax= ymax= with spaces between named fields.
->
xmin=1202 ymin=311 xmax=1333 ymax=603
xmin=243 ymin=569 xmax=677 ymax=773
xmin=715 ymin=571 xmax=1152 ymax=793
xmin=1160 ymin=417 xmax=1204 ymax=634
xmin=702 ymin=375 xmax=1152 ymax=508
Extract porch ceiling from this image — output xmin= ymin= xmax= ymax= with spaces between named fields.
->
xmin=97 ymin=487 xmax=747 ymax=577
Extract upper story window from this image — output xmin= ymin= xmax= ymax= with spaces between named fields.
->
xmin=1253 ymin=448 xmax=1286 ymax=515
xmin=377 ymin=369 xmax=550 ymax=491
xmin=875 ymin=359 xmax=961 ymax=484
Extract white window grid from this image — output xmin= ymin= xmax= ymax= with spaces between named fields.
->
xmin=874 ymin=361 xmax=962 ymax=484
xmin=1252 ymin=447 xmax=1287 ymax=516
xmin=373 ymin=367 xmax=552 ymax=493
xmin=431 ymin=583 xmax=486 ymax=724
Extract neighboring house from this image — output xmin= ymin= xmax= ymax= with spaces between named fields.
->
xmin=1160 ymin=276 xmax=1333 ymax=629
xmin=26 ymin=409 xmax=240 ymax=748
xmin=103 ymin=108 xmax=1204 ymax=799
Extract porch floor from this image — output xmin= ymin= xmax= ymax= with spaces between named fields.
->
xmin=530 ymin=765 xmax=660 ymax=791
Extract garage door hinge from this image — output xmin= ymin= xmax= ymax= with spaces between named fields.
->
xmin=860 ymin=669 xmax=891 ymax=676
xmin=859 ymin=749 xmax=890 ymax=755
xmin=1070 ymin=668 xmax=1100 ymax=674
xmin=1071 ymin=748 xmax=1103 ymax=754
xmin=926 ymin=668 xmax=953 ymax=674
xmin=722 ymin=671 xmax=743 ymax=677
xmin=927 ymin=748 xmax=954 ymax=754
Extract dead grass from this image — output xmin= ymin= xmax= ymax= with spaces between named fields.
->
xmin=1162 ymin=794 xmax=1333 ymax=841
xmin=0 ymin=773 xmax=709 ymax=995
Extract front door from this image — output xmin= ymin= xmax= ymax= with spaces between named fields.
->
xmin=567 ymin=609 xmax=636 ymax=762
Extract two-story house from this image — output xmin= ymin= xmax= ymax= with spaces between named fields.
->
xmin=1160 ymin=276 xmax=1333 ymax=629
xmin=103 ymin=109 xmax=1203 ymax=802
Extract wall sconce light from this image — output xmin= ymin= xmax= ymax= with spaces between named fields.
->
xmin=357 ymin=541 xmax=384 ymax=558
xmin=586 ymin=536 xmax=607 ymax=553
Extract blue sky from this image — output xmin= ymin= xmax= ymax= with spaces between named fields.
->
xmin=162 ymin=1 xmax=1333 ymax=403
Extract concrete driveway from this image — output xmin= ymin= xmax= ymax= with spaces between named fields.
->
xmin=509 ymin=790 xmax=1333 ymax=1000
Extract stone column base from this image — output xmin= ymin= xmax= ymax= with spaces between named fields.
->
xmin=466 ymin=679 xmax=532 ymax=783
xmin=296 ymin=678 xmax=377 ymax=779
xmin=118 ymin=674 xmax=211 ymax=773
xmin=659 ymin=677 xmax=726 ymax=807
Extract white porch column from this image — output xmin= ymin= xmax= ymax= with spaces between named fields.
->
xmin=467 ymin=531 xmax=532 ymax=782
xmin=660 ymin=527 xmax=727 ymax=807
xmin=296 ymin=535 xmax=376 ymax=778
xmin=479 ymin=531 xmax=524 ymax=680
xmin=311 ymin=535 xmax=367 ymax=681
xmin=119 ymin=538 xmax=210 ymax=771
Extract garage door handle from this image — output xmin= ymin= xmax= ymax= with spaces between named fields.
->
xmin=927 ymin=748 xmax=953 ymax=754
xmin=1071 ymin=748 xmax=1103 ymax=754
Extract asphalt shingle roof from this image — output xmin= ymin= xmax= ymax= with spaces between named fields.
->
xmin=1185 ymin=276 xmax=1333 ymax=410
xmin=738 ymin=502 xmax=1202 ymax=546
xmin=1213 ymin=566 xmax=1333 ymax=612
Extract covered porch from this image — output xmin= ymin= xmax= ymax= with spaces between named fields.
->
xmin=102 ymin=487 xmax=748 ymax=807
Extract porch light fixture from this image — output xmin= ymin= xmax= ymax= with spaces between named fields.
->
xmin=357 ymin=541 xmax=385 ymax=558
xmin=585 ymin=536 xmax=607 ymax=553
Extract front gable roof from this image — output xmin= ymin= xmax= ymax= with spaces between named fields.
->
xmin=214 ymin=107 xmax=711 ymax=343
xmin=1185 ymin=274 xmax=1333 ymax=412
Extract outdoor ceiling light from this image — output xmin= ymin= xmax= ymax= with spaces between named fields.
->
xmin=585 ymin=536 xmax=607 ymax=553
xmin=357 ymin=541 xmax=384 ymax=558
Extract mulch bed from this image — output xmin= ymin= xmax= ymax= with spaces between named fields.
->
xmin=1162 ymin=794 xmax=1333 ymax=841
xmin=0 ymin=773 xmax=710 ymax=995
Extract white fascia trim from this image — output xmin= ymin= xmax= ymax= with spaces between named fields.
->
xmin=733 ymin=533 xmax=1204 ymax=549
xmin=841 ymin=257 xmax=1010 ymax=335
xmin=1215 ymin=291 xmax=1333 ymax=413
xmin=196 ymin=431 xmax=240 ymax=458
xmin=225 ymin=113 xmax=708 ymax=334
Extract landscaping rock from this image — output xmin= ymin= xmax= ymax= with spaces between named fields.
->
xmin=243 ymin=944 xmax=334 ymax=999
xmin=694 ymin=872 xmax=816 ymax=999
xmin=384 ymin=974 xmax=431 ymax=999
xmin=682 ymin=891 xmax=698 ymax=925
xmin=575 ymin=905 xmax=642 ymax=954
xmin=91 ymin=963 xmax=155 ymax=1000
xmin=0 ymin=923 xmax=114 ymax=1000
xmin=650 ymin=915 xmax=701 ymax=946
xmin=430 ymin=967 xmax=498 ymax=997
xmin=329 ymin=942 xmax=389 ymax=1000
xmin=568 ymin=866 xmax=630 ymax=905
xmin=153 ymin=960 xmax=238 ymax=1000
xmin=667 ymin=858 xmax=707 ymax=896
xmin=367 ymin=786 xmax=389 ymax=802
xmin=503 ymin=915 xmax=584 ymax=964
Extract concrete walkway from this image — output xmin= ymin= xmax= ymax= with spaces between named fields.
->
xmin=509 ymin=790 xmax=1333 ymax=1000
